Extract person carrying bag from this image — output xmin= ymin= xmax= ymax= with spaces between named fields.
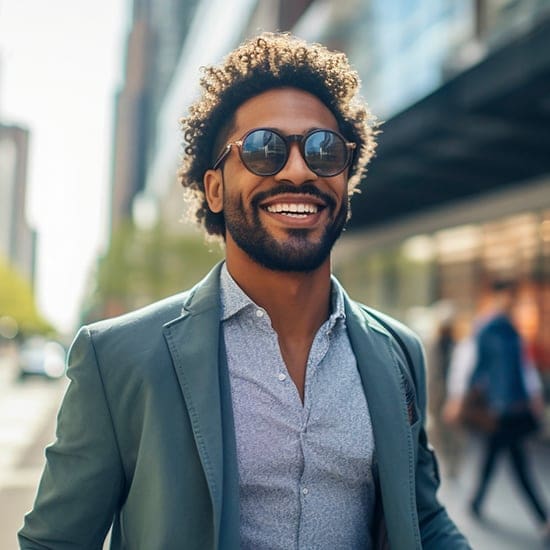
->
xmin=443 ymin=280 xmax=549 ymax=544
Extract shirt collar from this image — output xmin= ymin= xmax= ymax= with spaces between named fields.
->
xmin=328 ymin=276 xmax=347 ymax=327
xmin=220 ymin=262 xmax=346 ymax=326
xmin=220 ymin=262 xmax=255 ymax=321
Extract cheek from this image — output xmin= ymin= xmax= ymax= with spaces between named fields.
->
xmin=332 ymin=177 xmax=349 ymax=204
xmin=222 ymin=169 xmax=265 ymax=204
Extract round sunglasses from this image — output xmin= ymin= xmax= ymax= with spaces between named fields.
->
xmin=212 ymin=127 xmax=356 ymax=177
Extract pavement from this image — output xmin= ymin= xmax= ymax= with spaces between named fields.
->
xmin=438 ymin=434 xmax=550 ymax=549
xmin=0 ymin=350 xmax=68 ymax=550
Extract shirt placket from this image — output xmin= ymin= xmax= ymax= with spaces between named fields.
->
xmin=297 ymin=321 xmax=334 ymax=548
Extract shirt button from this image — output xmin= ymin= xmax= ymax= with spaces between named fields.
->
xmin=278 ymin=373 xmax=287 ymax=381
xmin=255 ymin=309 xmax=264 ymax=318
xmin=302 ymin=487 xmax=309 ymax=495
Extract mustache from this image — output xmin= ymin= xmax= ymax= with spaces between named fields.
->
xmin=251 ymin=183 xmax=336 ymax=209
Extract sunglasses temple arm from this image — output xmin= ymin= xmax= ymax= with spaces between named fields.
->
xmin=212 ymin=144 xmax=232 ymax=170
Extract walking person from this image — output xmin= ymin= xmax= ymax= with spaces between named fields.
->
xmin=426 ymin=302 xmax=465 ymax=478
xmin=19 ymin=32 xmax=470 ymax=549
xmin=446 ymin=280 xmax=550 ymax=543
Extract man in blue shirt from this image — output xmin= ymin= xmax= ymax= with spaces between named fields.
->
xmin=468 ymin=281 xmax=549 ymax=538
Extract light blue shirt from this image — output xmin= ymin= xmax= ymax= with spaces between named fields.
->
xmin=220 ymin=264 xmax=376 ymax=549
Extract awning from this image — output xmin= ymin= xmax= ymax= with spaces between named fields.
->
xmin=348 ymin=17 xmax=550 ymax=231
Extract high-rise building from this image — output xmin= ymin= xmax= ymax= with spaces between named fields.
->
xmin=109 ymin=0 xmax=200 ymax=234
xmin=0 ymin=124 xmax=36 ymax=285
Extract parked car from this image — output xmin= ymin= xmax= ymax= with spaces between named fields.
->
xmin=18 ymin=337 xmax=66 ymax=379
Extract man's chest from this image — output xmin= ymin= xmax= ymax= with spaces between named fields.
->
xmin=223 ymin=318 xmax=376 ymax=548
xmin=227 ymin=329 xmax=374 ymax=472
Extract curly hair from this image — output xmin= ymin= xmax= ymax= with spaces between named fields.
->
xmin=178 ymin=32 xmax=377 ymax=239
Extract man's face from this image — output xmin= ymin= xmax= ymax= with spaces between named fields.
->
xmin=205 ymin=87 xmax=349 ymax=272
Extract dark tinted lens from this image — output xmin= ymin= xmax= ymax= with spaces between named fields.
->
xmin=304 ymin=130 xmax=348 ymax=176
xmin=240 ymin=130 xmax=287 ymax=175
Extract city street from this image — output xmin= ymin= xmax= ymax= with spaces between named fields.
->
xmin=1 ymin=356 xmax=549 ymax=549
xmin=1 ymin=1 xmax=550 ymax=549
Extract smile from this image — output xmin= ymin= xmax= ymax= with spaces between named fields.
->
xmin=265 ymin=202 xmax=321 ymax=217
xmin=259 ymin=191 xmax=329 ymax=221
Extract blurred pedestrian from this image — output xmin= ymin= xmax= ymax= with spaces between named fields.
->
xmin=426 ymin=301 xmax=465 ymax=478
xmin=445 ymin=280 xmax=550 ymax=542
xmin=19 ymin=33 xmax=470 ymax=549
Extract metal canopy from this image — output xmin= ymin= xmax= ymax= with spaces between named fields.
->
xmin=348 ymin=18 xmax=550 ymax=231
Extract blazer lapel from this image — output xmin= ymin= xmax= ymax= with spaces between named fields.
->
xmin=344 ymin=296 xmax=420 ymax=550
xmin=162 ymin=264 xmax=228 ymax=544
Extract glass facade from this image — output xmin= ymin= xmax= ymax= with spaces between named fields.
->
xmin=294 ymin=0 xmax=473 ymax=117
xmin=294 ymin=0 xmax=550 ymax=118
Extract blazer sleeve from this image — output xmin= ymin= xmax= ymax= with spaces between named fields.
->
xmin=18 ymin=326 xmax=125 ymax=549
xmin=408 ymin=335 xmax=472 ymax=549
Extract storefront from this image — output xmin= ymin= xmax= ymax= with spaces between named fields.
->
xmin=335 ymin=180 xmax=550 ymax=373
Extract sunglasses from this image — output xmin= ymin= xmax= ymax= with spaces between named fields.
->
xmin=212 ymin=128 xmax=356 ymax=177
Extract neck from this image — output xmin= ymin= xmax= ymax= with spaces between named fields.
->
xmin=225 ymin=245 xmax=332 ymax=341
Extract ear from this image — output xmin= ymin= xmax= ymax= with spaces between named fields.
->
xmin=203 ymin=169 xmax=224 ymax=213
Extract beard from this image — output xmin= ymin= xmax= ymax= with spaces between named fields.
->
xmin=222 ymin=183 xmax=349 ymax=272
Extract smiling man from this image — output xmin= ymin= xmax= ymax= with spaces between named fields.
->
xmin=20 ymin=33 xmax=470 ymax=550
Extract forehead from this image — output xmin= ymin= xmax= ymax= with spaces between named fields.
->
xmin=232 ymin=87 xmax=339 ymax=136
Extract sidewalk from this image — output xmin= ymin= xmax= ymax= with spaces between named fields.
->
xmin=0 ymin=377 xmax=67 ymax=550
xmin=0 ymin=345 xmax=19 ymax=390
xmin=438 ymin=434 xmax=550 ymax=549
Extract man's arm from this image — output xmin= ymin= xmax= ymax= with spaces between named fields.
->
xmin=442 ymin=337 xmax=477 ymax=426
xmin=19 ymin=327 xmax=125 ymax=549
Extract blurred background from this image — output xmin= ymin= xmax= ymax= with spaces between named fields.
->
xmin=1 ymin=0 xmax=550 ymax=548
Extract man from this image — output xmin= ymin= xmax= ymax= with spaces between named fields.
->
xmin=20 ymin=33 xmax=469 ymax=549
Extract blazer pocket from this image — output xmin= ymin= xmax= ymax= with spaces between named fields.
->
xmin=410 ymin=418 xmax=422 ymax=465
xmin=403 ymin=374 xmax=419 ymax=426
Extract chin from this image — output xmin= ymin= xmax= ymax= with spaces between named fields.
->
xmin=241 ymin=236 xmax=334 ymax=273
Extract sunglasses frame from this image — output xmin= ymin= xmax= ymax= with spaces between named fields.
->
xmin=212 ymin=127 xmax=356 ymax=177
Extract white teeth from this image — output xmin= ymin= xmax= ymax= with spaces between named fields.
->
xmin=266 ymin=203 xmax=319 ymax=214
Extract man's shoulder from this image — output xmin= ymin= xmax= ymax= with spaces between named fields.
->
xmin=85 ymin=264 xmax=223 ymax=339
xmin=67 ymin=287 xmax=208 ymax=377
xmin=477 ymin=313 xmax=513 ymax=338
xmin=87 ymin=290 xmax=192 ymax=337
xmin=349 ymin=299 xmax=421 ymax=346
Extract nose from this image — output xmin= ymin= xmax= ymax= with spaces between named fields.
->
xmin=274 ymin=142 xmax=317 ymax=184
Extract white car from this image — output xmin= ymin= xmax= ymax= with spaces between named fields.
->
xmin=18 ymin=337 xmax=66 ymax=379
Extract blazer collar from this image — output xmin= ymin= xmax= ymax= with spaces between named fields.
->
xmin=162 ymin=263 xmax=228 ymax=545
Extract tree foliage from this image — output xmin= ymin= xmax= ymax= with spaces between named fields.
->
xmin=82 ymin=219 xmax=223 ymax=323
xmin=0 ymin=255 xmax=52 ymax=336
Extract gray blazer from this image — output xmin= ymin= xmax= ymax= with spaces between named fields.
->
xmin=19 ymin=263 xmax=470 ymax=549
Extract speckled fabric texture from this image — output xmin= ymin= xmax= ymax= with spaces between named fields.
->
xmin=220 ymin=264 xmax=376 ymax=549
